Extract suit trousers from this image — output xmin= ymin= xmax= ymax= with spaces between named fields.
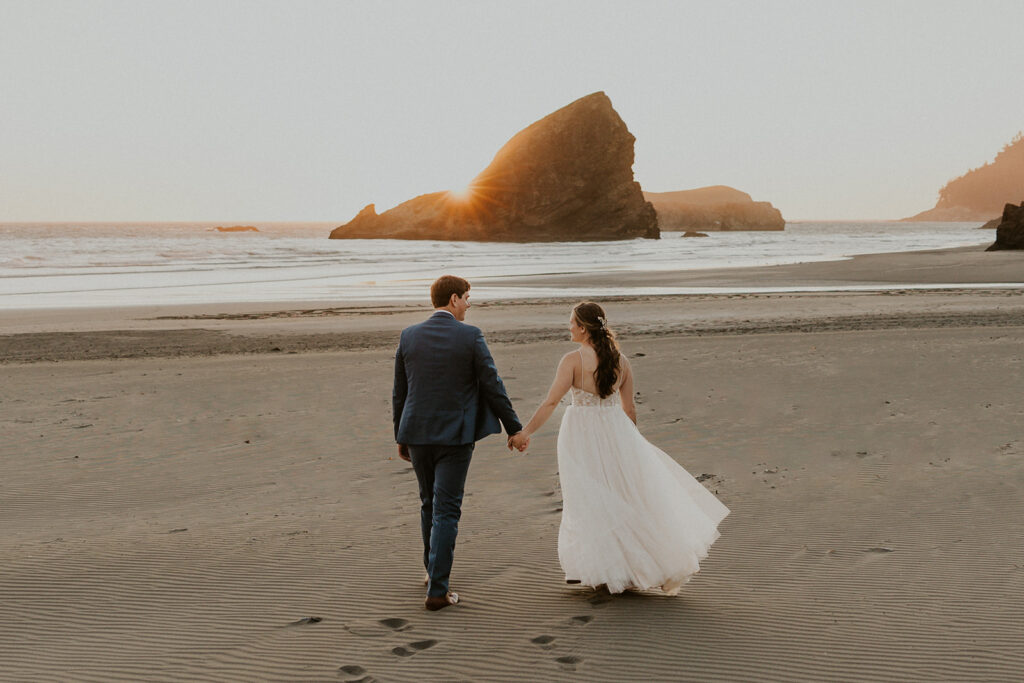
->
xmin=408 ymin=443 xmax=474 ymax=598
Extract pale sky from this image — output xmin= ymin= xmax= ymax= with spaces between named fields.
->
xmin=2 ymin=0 xmax=1023 ymax=222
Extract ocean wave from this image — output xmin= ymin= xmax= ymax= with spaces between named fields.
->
xmin=0 ymin=221 xmax=992 ymax=309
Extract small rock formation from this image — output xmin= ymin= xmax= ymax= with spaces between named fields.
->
xmin=985 ymin=202 xmax=1024 ymax=251
xmin=215 ymin=225 xmax=259 ymax=232
xmin=904 ymin=132 xmax=1024 ymax=222
xmin=980 ymin=217 xmax=1001 ymax=229
xmin=683 ymin=231 xmax=709 ymax=238
xmin=330 ymin=92 xmax=658 ymax=242
xmin=644 ymin=186 xmax=785 ymax=231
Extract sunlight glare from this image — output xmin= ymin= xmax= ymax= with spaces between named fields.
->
xmin=448 ymin=183 xmax=475 ymax=202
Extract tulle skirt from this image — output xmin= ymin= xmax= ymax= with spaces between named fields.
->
xmin=556 ymin=403 xmax=730 ymax=594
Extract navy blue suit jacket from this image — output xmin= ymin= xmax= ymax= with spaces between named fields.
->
xmin=393 ymin=311 xmax=522 ymax=446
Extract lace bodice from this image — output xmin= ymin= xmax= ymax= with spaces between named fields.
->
xmin=570 ymin=386 xmax=621 ymax=407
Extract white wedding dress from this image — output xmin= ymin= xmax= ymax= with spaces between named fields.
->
xmin=556 ymin=385 xmax=730 ymax=594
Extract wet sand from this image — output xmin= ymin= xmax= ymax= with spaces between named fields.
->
xmin=482 ymin=243 xmax=1024 ymax=288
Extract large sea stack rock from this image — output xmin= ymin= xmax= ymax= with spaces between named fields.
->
xmin=330 ymin=92 xmax=658 ymax=242
xmin=985 ymin=202 xmax=1024 ymax=251
xmin=904 ymin=133 xmax=1024 ymax=222
xmin=644 ymin=186 xmax=785 ymax=231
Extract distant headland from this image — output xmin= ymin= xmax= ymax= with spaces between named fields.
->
xmin=330 ymin=92 xmax=657 ymax=242
xmin=644 ymin=186 xmax=785 ymax=231
xmin=904 ymin=133 xmax=1024 ymax=222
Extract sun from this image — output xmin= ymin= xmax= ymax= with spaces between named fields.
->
xmin=447 ymin=183 xmax=475 ymax=202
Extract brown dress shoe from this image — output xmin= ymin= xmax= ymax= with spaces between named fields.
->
xmin=424 ymin=592 xmax=460 ymax=611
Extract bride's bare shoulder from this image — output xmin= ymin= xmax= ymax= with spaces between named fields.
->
xmin=559 ymin=349 xmax=583 ymax=365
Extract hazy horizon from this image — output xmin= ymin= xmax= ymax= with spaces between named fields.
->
xmin=3 ymin=0 xmax=1023 ymax=223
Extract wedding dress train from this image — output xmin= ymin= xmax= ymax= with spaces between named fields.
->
xmin=556 ymin=386 xmax=729 ymax=594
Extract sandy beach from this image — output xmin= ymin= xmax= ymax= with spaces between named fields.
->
xmin=2 ymin=245 xmax=1024 ymax=681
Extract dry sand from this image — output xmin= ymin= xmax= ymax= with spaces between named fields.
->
xmin=2 ymin=245 xmax=1023 ymax=681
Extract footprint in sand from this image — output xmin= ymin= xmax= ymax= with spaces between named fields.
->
xmin=391 ymin=639 xmax=438 ymax=657
xmin=530 ymin=635 xmax=556 ymax=650
xmin=567 ymin=615 xmax=593 ymax=627
xmin=338 ymin=665 xmax=379 ymax=683
xmin=556 ymin=655 xmax=583 ymax=671
xmin=859 ymin=546 xmax=896 ymax=564
xmin=286 ymin=616 xmax=322 ymax=626
xmin=344 ymin=617 xmax=412 ymax=637
xmin=379 ymin=617 xmax=411 ymax=631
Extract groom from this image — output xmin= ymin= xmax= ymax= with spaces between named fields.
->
xmin=393 ymin=275 xmax=528 ymax=611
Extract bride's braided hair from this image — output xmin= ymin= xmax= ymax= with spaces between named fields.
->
xmin=573 ymin=302 xmax=621 ymax=398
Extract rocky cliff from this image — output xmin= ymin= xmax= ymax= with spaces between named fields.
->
xmin=643 ymin=186 xmax=785 ymax=231
xmin=330 ymin=92 xmax=658 ymax=242
xmin=986 ymin=202 xmax=1024 ymax=251
xmin=905 ymin=133 xmax=1024 ymax=222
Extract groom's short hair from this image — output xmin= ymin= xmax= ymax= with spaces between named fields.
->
xmin=431 ymin=275 xmax=471 ymax=308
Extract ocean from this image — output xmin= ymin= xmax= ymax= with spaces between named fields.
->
xmin=0 ymin=221 xmax=994 ymax=310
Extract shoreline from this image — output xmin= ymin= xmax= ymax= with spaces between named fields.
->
xmin=1 ymin=242 xmax=1021 ymax=362
xmin=480 ymin=243 xmax=1022 ymax=288
xmin=1 ymin=242 xmax=1019 ymax=317
xmin=1 ymin=240 xmax=1017 ymax=317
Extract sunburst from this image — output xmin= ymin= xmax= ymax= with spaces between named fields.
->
xmin=447 ymin=183 xmax=475 ymax=202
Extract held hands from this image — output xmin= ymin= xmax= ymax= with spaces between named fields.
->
xmin=507 ymin=431 xmax=530 ymax=453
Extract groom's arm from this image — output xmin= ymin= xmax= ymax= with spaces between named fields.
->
xmin=472 ymin=330 xmax=523 ymax=436
xmin=392 ymin=343 xmax=408 ymax=442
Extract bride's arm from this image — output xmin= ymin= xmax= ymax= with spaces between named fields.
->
xmin=619 ymin=355 xmax=638 ymax=425
xmin=521 ymin=353 xmax=576 ymax=438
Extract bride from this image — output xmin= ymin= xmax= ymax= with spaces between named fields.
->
xmin=516 ymin=302 xmax=729 ymax=594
